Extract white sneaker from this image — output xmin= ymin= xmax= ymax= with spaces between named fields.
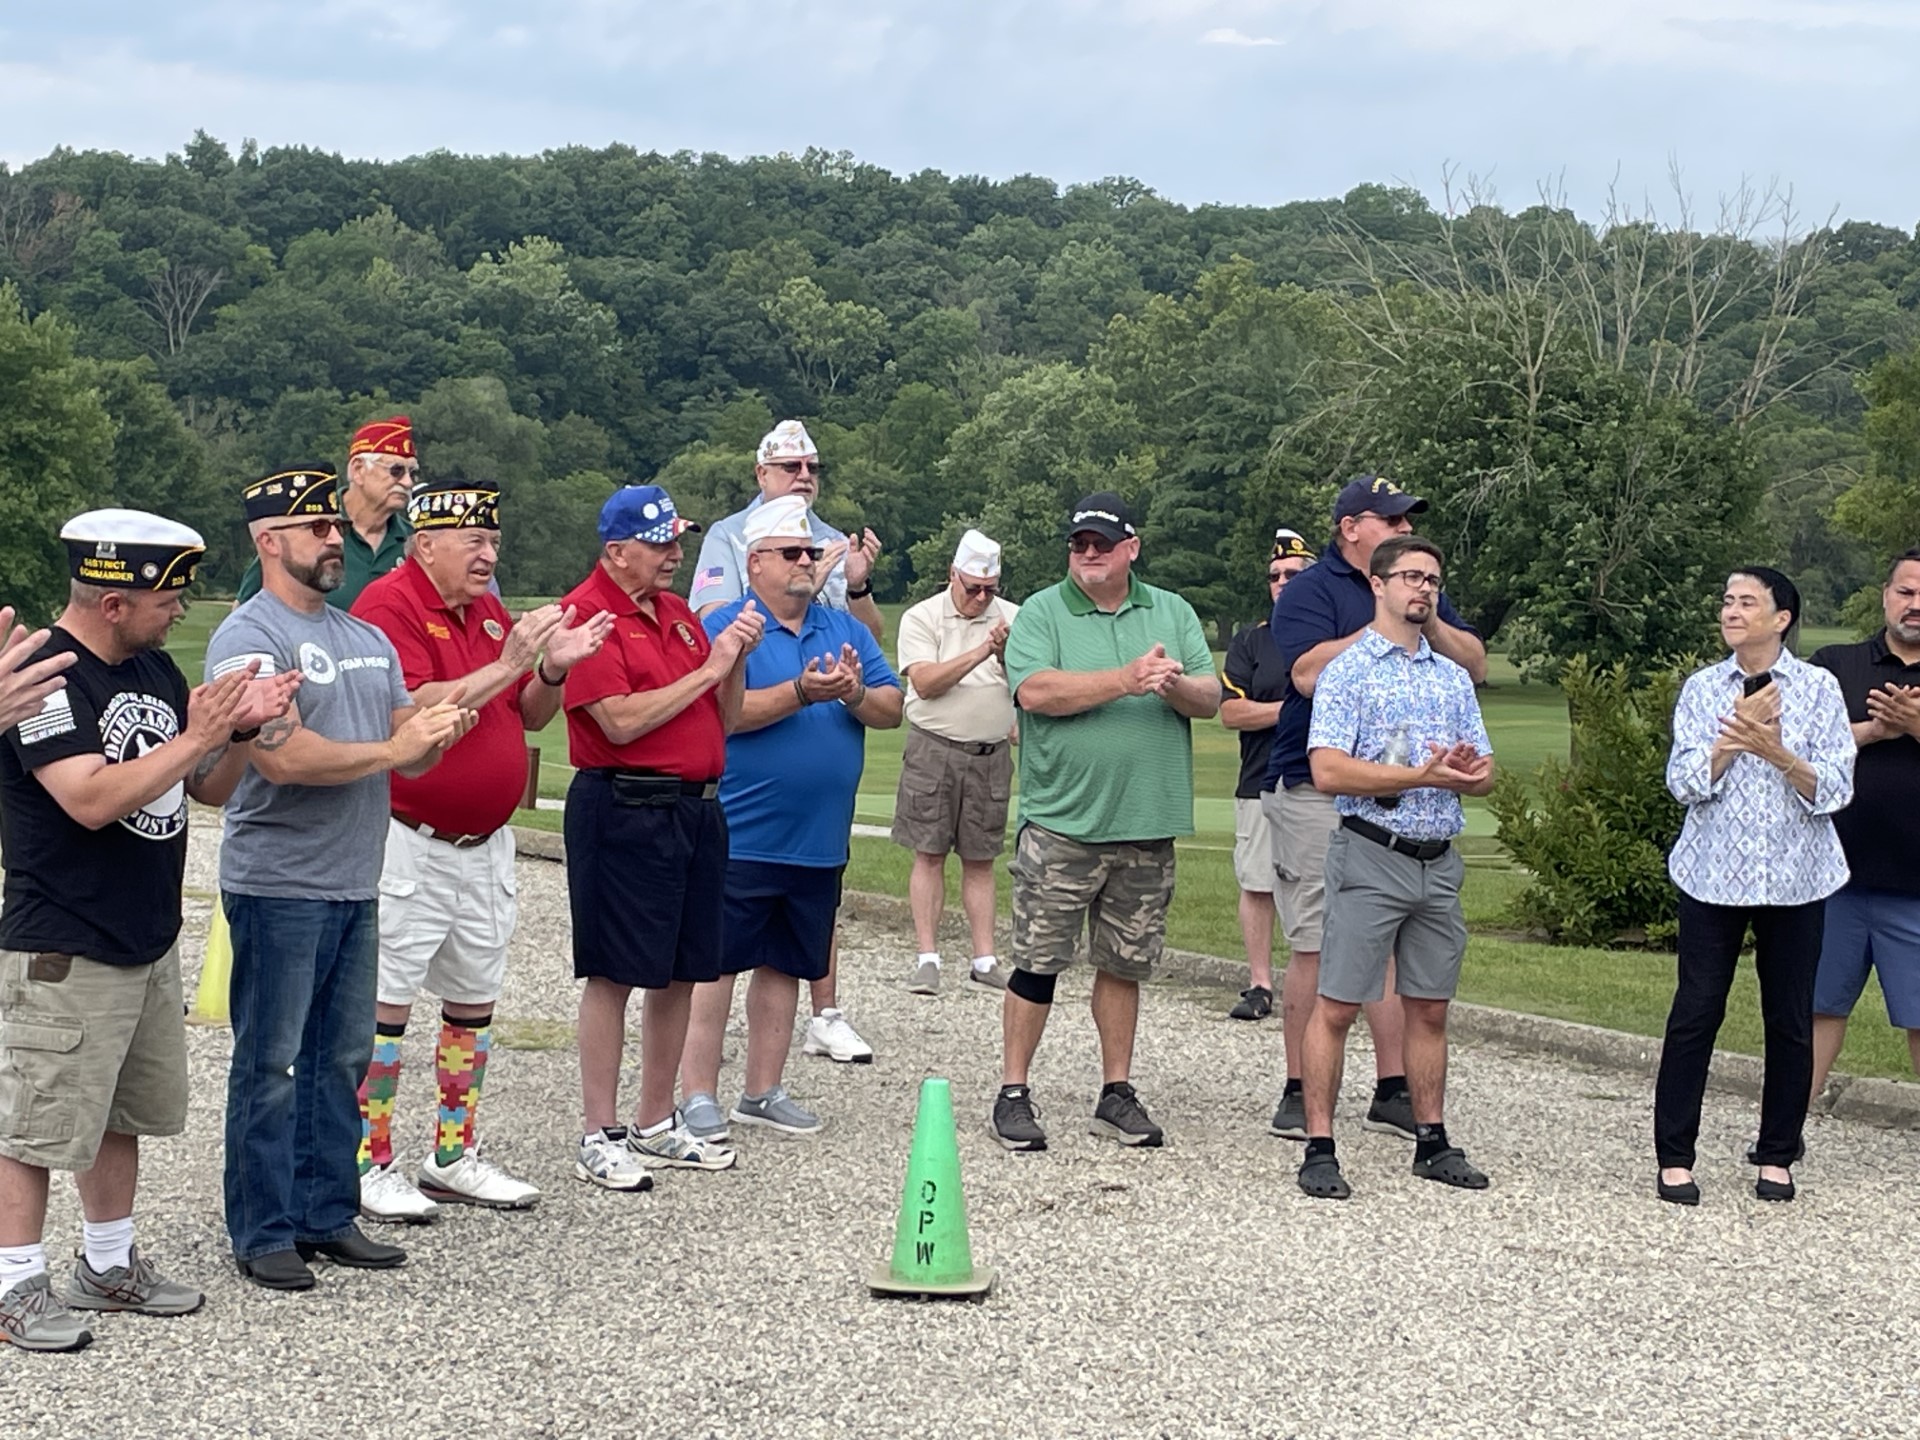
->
xmin=360 ymin=1161 xmax=441 ymax=1224
xmin=627 ymin=1114 xmax=738 ymax=1171
xmin=418 ymin=1146 xmax=541 ymax=1210
xmin=802 ymin=1007 xmax=873 ymax=1064
xmin=574 ymin=1128 xmax=654 ymax=1192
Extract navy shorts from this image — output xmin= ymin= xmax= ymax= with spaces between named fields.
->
xmin=564 ymin=770 xmax=727 ymax=989
xmin=720 ymin=860 xmax=843 ymax=982
xmin=1813 ymin=884 xmax=1920 ymax=1029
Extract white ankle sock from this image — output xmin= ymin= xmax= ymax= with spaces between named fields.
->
xmin=918 ymin=952 xmax=942 ymax=967
xmin=82 ymin=1216 xmax=134 ymax=1274
xmin=0 ymin=1242 xmax=48 ymax=1295
xmin=972 ymin=955 xmax=997 ymax=973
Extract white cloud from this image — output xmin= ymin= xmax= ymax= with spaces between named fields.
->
xmin=1199 ymin=26 xmax=1282 ymax=46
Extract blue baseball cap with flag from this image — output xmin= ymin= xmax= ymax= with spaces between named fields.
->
xmin=598 ymin=484 xmax=701 ymax=544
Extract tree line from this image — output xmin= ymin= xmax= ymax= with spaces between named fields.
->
xmin=3 ymin=135 xmax=1918 ymax=669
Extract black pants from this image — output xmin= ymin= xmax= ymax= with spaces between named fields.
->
xmin=1653 ymin=893 xmax=1824 ymax=1169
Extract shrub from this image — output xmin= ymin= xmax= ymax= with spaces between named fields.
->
xmin=1488 ymin=656 xmax=1692 ymax=946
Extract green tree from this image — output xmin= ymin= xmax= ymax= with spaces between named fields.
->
xmin=762 ymin=276 xmax=887 ymax=397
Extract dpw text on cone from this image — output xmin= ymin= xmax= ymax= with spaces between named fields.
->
xmin=869 ymin=1076 xmax=994 ymax=1298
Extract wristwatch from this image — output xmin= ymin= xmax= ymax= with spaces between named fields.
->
xmin=846 ymin=581 xmax=873 ymax=600
xmin=230 ymin=727 xmax=261 ymax=744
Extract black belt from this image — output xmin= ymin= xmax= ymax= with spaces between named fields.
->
xmin=1341 ymin=815 xmax=1450 ymax=862
xmin=583 ymin=768 xmax=721 ymax=801
xmin=392 ymin=813 xmax=496 ymax=849
xmin=922 ymin=731 xmax=1006 ymax=757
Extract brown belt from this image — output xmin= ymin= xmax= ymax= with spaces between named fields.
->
xmin=392 ymin=814 xmax=496 ymax=849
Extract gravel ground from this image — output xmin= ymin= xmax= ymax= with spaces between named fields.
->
xmin=6 ymin=819 xmax=1919 ymax=1438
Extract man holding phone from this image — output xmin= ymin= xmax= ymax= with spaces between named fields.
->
xmin=1293 ymin=536 xmax=1496 ymax=1200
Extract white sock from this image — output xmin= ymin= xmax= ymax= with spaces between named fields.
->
xmin=0 ymin=1242 xmax=48 ymax=1295
xmin=82 ymin=1216 xmax=134 ymax=1274
xmin=918 ymin=951 xmax=942 ymax=968
xmin=972 ymin=955 xmax=998 ymax=973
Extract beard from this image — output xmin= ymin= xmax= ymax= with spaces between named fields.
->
xmin=286 ymin=553 xmax=345 ymax=594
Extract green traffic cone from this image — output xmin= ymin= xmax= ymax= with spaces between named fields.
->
xmin=868 ymin=1077 xmax=995 ymax=1299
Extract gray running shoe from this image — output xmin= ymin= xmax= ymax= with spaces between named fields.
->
xmin=680 ymin=1092 xmax=731 ymax=1142
xmin=1269 ymin=1089 xmax=1308 ymax=1141
xmin=991 ymin=1085 xmax=1047 ymax=1152
xmin=1364 ymin=1088 xmax=1417 ymax=1140
xmin=628 ymin=1115 xmax=738 ymax=1171
xmin=731 ymin=1085 xmax=823 ymax=1135
xmin=64 ymin=1246 xmax=204 ymax=1317
xmin=1090 ymin=1082 xmax=1164 ymax=1147
xmin=0 ymin=1274 xmax=94 ymax=1352
xmin=906 ymin=959 xmax=941 ymax=995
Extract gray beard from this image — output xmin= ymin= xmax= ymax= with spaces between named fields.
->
xmin=286 ymin=555 xmax=344 ymax=594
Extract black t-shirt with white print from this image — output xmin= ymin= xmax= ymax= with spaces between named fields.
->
xmin=0 ymin=629 xmax=191 ymax=966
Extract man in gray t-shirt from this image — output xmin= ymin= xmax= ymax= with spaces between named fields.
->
xmin=207 ymin=467 xmax=472 ymax=1292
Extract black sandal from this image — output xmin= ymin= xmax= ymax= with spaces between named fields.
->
xmin=1297 ymin=1152 xmax=1351 ymax=1200
xmin=1411 ymin=1146 xmax=1490 ymax=1190
xmin=1229 ymin=985 xmax=1272 ymax=1021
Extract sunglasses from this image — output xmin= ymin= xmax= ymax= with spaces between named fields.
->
xmin=959 ymin=580 xmax=999 ymax=599
xmin=762 ymin=545 xmax=823 ymax=563
xmin=1068 ymin=535 xmax=1121 ymax=555
xmin=377 ymin=461 xmax=420 ymax=480
xmin=268 ymin=518 xmax=345 ymax=538
xmin=769 ymin=460 xmax=824 ymax=478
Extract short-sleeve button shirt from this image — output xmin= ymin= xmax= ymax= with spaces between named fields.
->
xmin=352 ymin=561 xmax=531 ymax=837
xmin=561 ymin=565 xmax=724 ymax=780
xmin=896 ymin=588 xmax=1020 ymax=743
xmin=1306 ymin=627 xmax=1492 ymax=842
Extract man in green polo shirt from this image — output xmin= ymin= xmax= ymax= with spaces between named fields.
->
xmin=232 ymin=416 xmax=416 ymax=609
xmin=991 ymin=491 xmax=1219 ymax=1152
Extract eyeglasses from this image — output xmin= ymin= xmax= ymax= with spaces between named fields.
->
xmin=768 ymin=460 xmax=824 ymax=478
xmin=959 ymin=580 xmax=999 ymax=599
xmin=1068 ymin=535 xmax=1120 ymax=555
xmin=267 ymin=518 xmax=345 ymax=538
xmin=760 ymin=545 xmax=823 ymax=563
xmin=1384 ymin=569 xmax=1443 ymax=591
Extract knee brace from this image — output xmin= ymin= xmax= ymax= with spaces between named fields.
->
xmin=1007 ymin=967 xmax=1058 ymax=1006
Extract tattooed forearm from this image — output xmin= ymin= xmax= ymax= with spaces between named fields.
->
xmin=254 ymin=715 xmax=298 ymax=752
xmin=190 ymin=744 xmax=229 ymax=785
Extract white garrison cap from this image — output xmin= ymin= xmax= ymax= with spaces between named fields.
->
xmin=757 ymin=420 xmax=818 ymax=464
xmin=60 ymin=508 xmax=206 ymax=591
xmin=953 ymin=528 xmax=1001 ymax=580
xmin=743 ymin=495 xmax=814 ymax=547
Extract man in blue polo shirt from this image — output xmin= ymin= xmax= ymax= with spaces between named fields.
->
xmin=680 ymin=497 xmax=903 ymax=1138
xmin=1261 ymin=476 xmax=1486 ymax=1143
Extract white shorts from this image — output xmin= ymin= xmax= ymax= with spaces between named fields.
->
xmin=376 ymin=820 xmax=518 ymax=1006
xmin=1233 ymin=795 xmax=1276 ymax=894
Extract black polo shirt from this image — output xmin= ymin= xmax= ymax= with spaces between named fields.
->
xmin=1810 ymin=631 xmax=1920 ymax=896
xmin=1222 ymin=620 xmax=1289 ymax=798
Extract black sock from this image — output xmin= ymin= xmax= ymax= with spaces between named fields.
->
xmin=1414 ymin=1123 xmax=1449 ymax=1162
xmin=1100 ymin=1080 xmax=1131 ymax=1099
xmin=1283 ymin=1078 xmax=1303 ymax=1097
xmin=1305 ymin=1136 xmax=1336 ymax=1161
xmin=375 ymin=1020 xmax=407 ymax=1039
xmin=1374 ymin=1075 xmax=1407 ymax=1102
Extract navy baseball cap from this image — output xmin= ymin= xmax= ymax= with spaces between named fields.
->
xmin=598 ymin=485 xmax=701 ymax=544
xmin=1332 ymin=475 xmax=1428 ymax=523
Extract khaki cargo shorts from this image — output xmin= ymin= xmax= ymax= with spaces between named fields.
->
xmin=0 ymin=944 xmax=188 ymax=1171
xmin=1264 ymin=784 xmax=1339 ymax=953
xmin=890 ymin=725 xmax=1014 ymax=861
xmin=1009 ymin=824 xmax=1175 ymax=983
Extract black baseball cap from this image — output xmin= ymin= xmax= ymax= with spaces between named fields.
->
xmin=1066 ymin=492 xmax=1137 ymax=543
xmin=1332 ymin=475 xmax=1428 ymax=523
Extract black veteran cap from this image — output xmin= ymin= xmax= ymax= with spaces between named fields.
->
xmin=407 ymin=475 xmax=501 ymax=531
xmin=243 ymin=465 xmax=340 ymax=524
xmin=61 ymin=508 xmax=206 ymax=591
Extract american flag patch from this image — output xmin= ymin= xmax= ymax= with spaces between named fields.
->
xmin=18 ymin=689 xmax=77 ymax=745
xmin=691 ymin=566 xmax=726 ymax=593
xmin=211 ymin=652 xmax=278 ymax=679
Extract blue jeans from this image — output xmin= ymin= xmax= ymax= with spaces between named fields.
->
xmin=222 ymin=893 xmax=378 ymax=1262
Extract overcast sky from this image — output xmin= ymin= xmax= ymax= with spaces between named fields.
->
xmin=3 ymin=0 xmax=1916 ymax=229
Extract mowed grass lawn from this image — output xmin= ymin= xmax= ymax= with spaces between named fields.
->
xmin=168 ymin=604 xmax=1914 ymax=1079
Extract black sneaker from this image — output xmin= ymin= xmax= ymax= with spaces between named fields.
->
xmin=1229 ymin=985 xmax=1273 ymax=1021
xmin=991 ymin=1085 xmax=1048 ymax=1152
xmin=1363 ymin=1088 xmax=1416 ymax=1140
xmin=1090 ymin=1082 xmax=1164 ymax=1148
xmin=1268 ymin=1088 xmax=1307 ymax=1140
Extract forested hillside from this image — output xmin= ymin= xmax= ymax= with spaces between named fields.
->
xmin=4 ymin=134 xmax=1917 ymax=662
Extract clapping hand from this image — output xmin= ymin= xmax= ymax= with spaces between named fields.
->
xmin=1865 ymin=683 xmax=1920 ymax=741
xmin=501 ymin=604 xmax=568 ymax=672
xmin=0 ymin=606 xmax=77 ymax=732
xmin=1122 ymin=643 xmax=1184 ymax=697
xmin=392 ymin=685 xmax=479 ymax=768
xmin=844 ymin=529 xmax=882 ymax=590
xmin=1414 ymin=740 xmax=1491 ymax=792
xmin=543 ymin=605 xmax=616 ymax=675
xmin=230 ymin=668 xmax=302 ymax=734
xmin=184 ymin=663 xmax=258 ymax=753
xmin=709 ymin=598 xmax=766 ymax=668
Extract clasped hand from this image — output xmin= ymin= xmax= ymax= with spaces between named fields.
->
xmin=1411 ymin=740 xmax=1491 ymax=792
xmin=1123 ymin=643 xmax=1184 ymax=697
xmin=798 ymin=643 xmax=865 ymax=704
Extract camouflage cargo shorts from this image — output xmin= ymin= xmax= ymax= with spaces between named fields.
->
xmin=1009 ymin=824 xmax=1176 ymax=983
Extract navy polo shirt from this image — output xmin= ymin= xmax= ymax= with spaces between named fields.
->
xmin=1263 ymin=545 xmax=1478 ymax=791
xmin=704 ymin=596 xmax=900 ymax=868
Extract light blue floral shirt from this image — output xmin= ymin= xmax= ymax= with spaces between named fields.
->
xmin=1306 ymin=628 xmax=1492 ymax=842
xmin=1665 ymin=648 xmax=1854 ymax=906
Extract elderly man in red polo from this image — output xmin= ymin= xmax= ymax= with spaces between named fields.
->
xmin=235 ymin=416 xmax=419 ymax=610
xmin=348 ymin=475 xmax=612 ymax=1220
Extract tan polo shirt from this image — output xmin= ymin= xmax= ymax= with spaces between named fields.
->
xmin=896 ymin=588 xmax=1021 ymax=743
